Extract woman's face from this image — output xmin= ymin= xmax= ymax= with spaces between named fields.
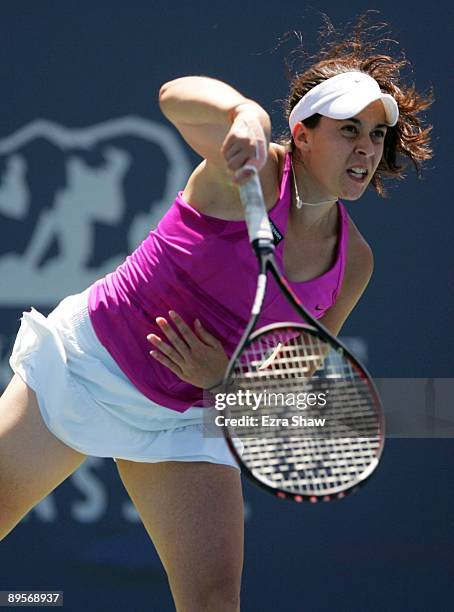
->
xmin=297 ymin=100 xmax=388 ymax=201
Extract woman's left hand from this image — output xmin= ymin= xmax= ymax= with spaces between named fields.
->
xmin=147 ymin=311 xmax=229 ymax=390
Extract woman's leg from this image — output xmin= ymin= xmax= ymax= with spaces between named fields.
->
xmin=116 ymin=459 xmax=243 ymax=612
xmin=0 ymin=374 xmax=87 ymax=539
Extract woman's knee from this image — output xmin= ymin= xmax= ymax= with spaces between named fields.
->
xmin=201 ymin=579 xmax=241 ymax=612
xmin=170 ymin=571 xmax=241 ymax=612
xmin=0 ymin=493 xmax=30 ymax=541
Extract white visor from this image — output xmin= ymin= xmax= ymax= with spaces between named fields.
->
xmin=288 ymin=71 xmax=399 ymax=132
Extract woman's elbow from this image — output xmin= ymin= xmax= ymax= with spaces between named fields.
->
xmin=158 ymin=81 xmax=172 ymax=107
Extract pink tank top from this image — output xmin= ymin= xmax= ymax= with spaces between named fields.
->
xmin=88 ymin=153 xmax=349 ymax=412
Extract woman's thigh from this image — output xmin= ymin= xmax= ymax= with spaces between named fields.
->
xmin=0 ymin=374 xmax=87 ymax=539
xmin=116 ymin=459 xmax=243 ymax=612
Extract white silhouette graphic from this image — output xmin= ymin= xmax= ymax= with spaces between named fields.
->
xmin=0 ymin=117 xmax=191 ymax=304
xmin=23 ymin=148 xmax=130 ymax=272
xmin=0 ymin=154 xmax=30 ymax=218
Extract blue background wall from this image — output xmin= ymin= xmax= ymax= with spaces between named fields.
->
xmin=0 ymin=1 xmax=453 ymax=610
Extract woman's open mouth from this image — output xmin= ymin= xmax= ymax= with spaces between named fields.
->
xmin=346 ymin=167 xmax=368 ymax=183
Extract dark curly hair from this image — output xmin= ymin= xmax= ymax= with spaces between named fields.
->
xmin=282 ymin=12 xmax=433 ymax=197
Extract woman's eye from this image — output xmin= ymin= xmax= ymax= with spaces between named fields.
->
xmin=341 ymin=125 xmax=358 ymax=135
xmin=372 ymin=130 xmax=386 ymax=139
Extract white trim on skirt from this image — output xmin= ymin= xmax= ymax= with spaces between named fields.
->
xmin=9 ymin=288 xmax=239 ymax=469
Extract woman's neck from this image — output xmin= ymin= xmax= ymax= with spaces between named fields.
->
xmin=290 ymin=156 xmax=338 ymax=233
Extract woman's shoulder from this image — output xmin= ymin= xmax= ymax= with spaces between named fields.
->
xmin=344 ymin=214 xmax=374 ymax=287
xmin=259 ymin=142 xmax=288 ymax=206
xmin=268 ymin=142 xmax=288 ymax=182
xmin=181 ymin=142 xmax=287 ymax=220
xmin=317 ymin=213 xmax=374 ymax=335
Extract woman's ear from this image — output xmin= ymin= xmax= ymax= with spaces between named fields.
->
xmin=292 ymin=122 xmax=312 ymax=153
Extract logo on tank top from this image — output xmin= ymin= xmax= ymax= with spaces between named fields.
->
xmin=268 ymin=218 xmax=283 ymax=245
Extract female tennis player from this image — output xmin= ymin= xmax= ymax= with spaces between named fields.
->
xmin=0 ymin=18 xmax=432 ymax=612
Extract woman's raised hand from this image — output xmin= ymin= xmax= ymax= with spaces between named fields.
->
xmin=221 ymin=105 xmax=268 ymax=185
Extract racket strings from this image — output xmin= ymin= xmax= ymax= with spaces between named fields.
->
xmin=225 ymin=327 xmax=382 ymax=496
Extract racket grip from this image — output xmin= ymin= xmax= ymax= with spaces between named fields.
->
xmin=238 ymin=167 xmax=274 ymax=247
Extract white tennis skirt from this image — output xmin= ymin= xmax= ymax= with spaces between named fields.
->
xmin=9 ymin=288 xmax=238 ymax=468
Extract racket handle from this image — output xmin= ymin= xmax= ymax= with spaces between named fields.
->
xmin=238 ymin=167 xmax=274 ymax=248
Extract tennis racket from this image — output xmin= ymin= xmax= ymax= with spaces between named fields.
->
xmin=219 ymin=168 xmax=385 ymax=503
